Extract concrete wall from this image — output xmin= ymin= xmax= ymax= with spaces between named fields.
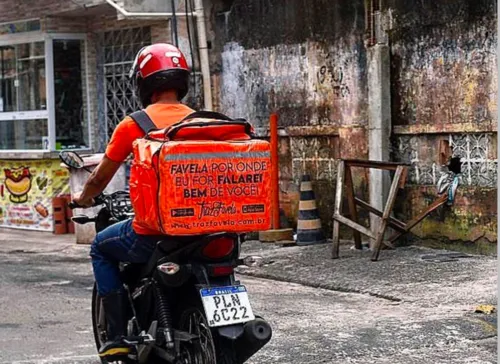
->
xmin=206 ymin=0 xmax=497 ymax=246
xmin=388 ymin=0 xmax=497 ymax=248
xmin=206 ymin=0 xmax=370 ymax=234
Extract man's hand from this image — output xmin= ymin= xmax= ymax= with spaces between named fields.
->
xmin=72 ymin=191 xmax=95 ymax=208
xmin=73 ymin=156 xmax=122 ymax=209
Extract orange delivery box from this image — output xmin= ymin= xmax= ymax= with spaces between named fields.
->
xmin=129 ymin=112 xmax=273 ymax=235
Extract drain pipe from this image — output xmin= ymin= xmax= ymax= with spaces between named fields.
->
xmin=104 ymin=0 xmax=213 ymax=110
xmin=193 ymin=0 xmax=212 ymax=110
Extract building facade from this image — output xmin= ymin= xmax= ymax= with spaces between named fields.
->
xmin=0 ymin=0 xmax=179 ymax=231
xmin=0 ymin=0 xmax=496 ymax=251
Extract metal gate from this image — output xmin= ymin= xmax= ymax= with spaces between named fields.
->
xmin=97 ymin=26 xmax=151 ymax=147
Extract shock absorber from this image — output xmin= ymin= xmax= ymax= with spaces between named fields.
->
xmin=154 ymin=282 xmax=175 ymax=349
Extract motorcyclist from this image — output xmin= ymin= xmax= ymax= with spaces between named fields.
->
xmin=72 ymin=43 xmax=194 ymax=362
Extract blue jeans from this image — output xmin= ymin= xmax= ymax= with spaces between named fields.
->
xmin=90 ymin=219 xmax=160 ymax=296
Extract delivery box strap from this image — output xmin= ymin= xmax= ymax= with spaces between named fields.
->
xmin=129 ymin=110 xmax=158 ymax=134
xmin=180 ymin=111 xmax=245 ymax=122
xmin=167 ymin=120 xmax=255 ymax=140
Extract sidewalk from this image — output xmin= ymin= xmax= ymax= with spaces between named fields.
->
xmin=239 ymin=241 xmax=497 ymax=306
xmin=0 ymin=228 xmax=86 ymax=255
xmin=239 ymin=240 xmax=497 ymax=363
xmin=1 ymin=228 xmax=496 ymax=310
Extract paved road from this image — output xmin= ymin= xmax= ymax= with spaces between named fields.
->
xmin=0 ymin=231 xmax=496 ymax=364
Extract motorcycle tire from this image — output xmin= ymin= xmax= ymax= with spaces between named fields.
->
xmin=91 ymin=283 xmax=109 ymax=364
xmin=213 ymin=337 xmax=239 ymax=364
xmin=178 ymin=305 xmax=239 ymax=364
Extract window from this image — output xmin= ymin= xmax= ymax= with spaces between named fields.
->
xmin=0 ymin=41 xmax=47 ymax=150
xmin=0 ymin=42 xmax=46 ymax=112
xmin=0 ymin=19 xmax=41 ymax=36
xmin=53 ymin=39 xmax=88 ymax=150
xmin=98 ymin=27 xmax=151 ymax=140
xmin=0 ymin=119 xmax=48 ymax=150
xmin=0 ymin=33 xmax=90 ymax=152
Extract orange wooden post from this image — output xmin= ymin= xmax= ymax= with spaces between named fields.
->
xmin=270 ymin=113 xmax=280 ymax=229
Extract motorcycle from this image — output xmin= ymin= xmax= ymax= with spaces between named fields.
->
xmin=59 ymin=151 xmax=272 ymax=364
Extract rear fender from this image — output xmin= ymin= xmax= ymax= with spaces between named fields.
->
xmin=217 ymin=324 xmax=245 ymax=339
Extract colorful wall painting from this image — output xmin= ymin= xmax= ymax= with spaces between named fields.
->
xmin=0 ymin=159 xmax=70 ymax=232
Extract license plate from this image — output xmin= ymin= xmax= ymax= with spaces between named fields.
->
xmin=200 ymin=286 xmax=255 ymax=328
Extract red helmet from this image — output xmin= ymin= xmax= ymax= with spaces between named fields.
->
xmin=129 ymin=43 xmax=190 ymax=107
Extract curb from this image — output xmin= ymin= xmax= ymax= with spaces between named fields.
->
xmin=236 ymin=269 xmax=402 ymax=302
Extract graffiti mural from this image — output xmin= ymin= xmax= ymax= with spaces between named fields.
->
xmin=0 ymin=160 xmax=70 ymax=231
xmin=316 ymin=56 xmax=351 ymax=98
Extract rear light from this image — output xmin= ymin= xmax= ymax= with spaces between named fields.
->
xmin=202 ymin=237 xmax=235 ymax=259
xmin=210 ymin=265 xmax=234 ymax=276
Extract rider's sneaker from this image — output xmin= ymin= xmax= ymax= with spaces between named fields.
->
xmin=98 ymin=339 xmax=131 ymax=362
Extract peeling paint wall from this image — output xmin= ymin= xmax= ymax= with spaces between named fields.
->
xmin=389 ymin=0 xmax=497 ymax=244
xmin=207 ymin=0 xmax=368 ymax=235
xmin=390 ymin=3 xmax=497 ymax=129
xmin=218 ymin=40 xmax=367 ymax=128
xmin=207 ymin=0 xmax=497 ymax=244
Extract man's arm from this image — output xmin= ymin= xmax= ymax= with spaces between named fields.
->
xmin=72 ymin=156 xmax=122 ymax=207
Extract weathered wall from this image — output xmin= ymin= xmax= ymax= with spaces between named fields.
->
xmin=210 ymin=0 xmax=367 ymax=128
xmin=389 ymin=0 xmax=497 ymax=245
xmin=207 ymin=0 xmax=369 ymax=235
xmin=207 ymin=0 xmax=497 ymax=245
xmin=390 ymin=0 xmax=497 ymax=130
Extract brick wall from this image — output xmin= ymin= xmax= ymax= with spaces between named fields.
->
xmin=0 ymin=0 xmax=105 ymax=23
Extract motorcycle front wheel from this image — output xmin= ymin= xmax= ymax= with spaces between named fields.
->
xmin=91 ymin=283 xmax=131 ymax=364
xmin=92 ymin=283 xmax=110 ymax=363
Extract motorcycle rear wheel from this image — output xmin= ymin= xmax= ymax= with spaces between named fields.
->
xmin=93 ymin=284 xmax=239 ymax=364
xmin=178 ymin=306 xmax=238 ymax=364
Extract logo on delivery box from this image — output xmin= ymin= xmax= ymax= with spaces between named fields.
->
xmin=171 ymin=208 xmax=195 ymax=217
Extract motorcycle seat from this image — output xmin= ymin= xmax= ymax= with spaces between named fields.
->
xmin=119 ymin=235 xmax=205 ymax=285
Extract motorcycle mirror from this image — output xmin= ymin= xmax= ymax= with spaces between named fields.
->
xmin=59 ymin=151 xmax=85 ymax=169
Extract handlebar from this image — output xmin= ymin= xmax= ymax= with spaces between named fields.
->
xmin=69 ymin=190 xmax=133 ymax=224
xmin=68 ymin=201 xmax=81 ymax=209
xmin=68 ymin=194 xmax=105 ymax=210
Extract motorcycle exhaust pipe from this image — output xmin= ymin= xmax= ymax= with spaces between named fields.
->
xmin=233 ymin=317 xmax=272 ymax=364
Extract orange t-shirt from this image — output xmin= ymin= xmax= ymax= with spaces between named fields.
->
xmin=105 ymin=102 xmax=194 ymax=235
